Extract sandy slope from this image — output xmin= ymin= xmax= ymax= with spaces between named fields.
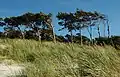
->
xmin=0 ymin=60 xmax=25 ymax=77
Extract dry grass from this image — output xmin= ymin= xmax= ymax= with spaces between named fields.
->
xmin=0 ymin=39 xmax=120 ymax=77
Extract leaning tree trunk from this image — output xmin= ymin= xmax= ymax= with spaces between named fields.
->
xmin=37 ymin=29 xmax=41 ymax=42
xmin=103 ymin=20 xmax=106 ymax=37
xmin=21 ymin=32 xmax=25 ymax=39
xmin=97 ymin=21 xmax=101 ymax=38
xmin=107 ymin=20 xmax=110 ymax=38
xmin=51 ymin=23 xmax=56 ymax=43
xmin=79 ymin=28 xmax=83 ymax=45
xmin=90 ymin=26 xmax=93 ymax=44
xmin=70 ymin=30 xmax=73 ymax=43
xmin=45 ymin=20 xmax=56 ymax=43
xmin=18 ymin=26 xmax=25 ymax=39
xmin=87 ymin=26 xmax=93 ymax=45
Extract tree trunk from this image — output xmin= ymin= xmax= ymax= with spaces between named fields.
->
xmin=51 ymin=23 xmax=56 ymax=43
xmin=97 ymin=21 xmax=101 ymax=38
xmin=17 ymin=26 xmax=25 ymax=39
xmin=87 ymin=26 xmax=93 ymax=45
xmin=21 ymin=32 xmax=25 ymax=39
xmin=37 ymin=30 xmax=41 ymax=42
xmin=107 ymin=20 xmax=110 ymax=38
xmin=79 ymin=28 xmax=83 ymax=45
xmin=45 ymin=20 xmax=56 ymax=43
xmin=103 ymin=20 xmax=106 ymax=37
xmin=70 ymin=30 xmax=73 ymax=43
xmin=90 ymin=26 xmax=93 ymax=44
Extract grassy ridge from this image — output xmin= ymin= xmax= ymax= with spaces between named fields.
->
xmin=0 ymin=39 xmax=120 ymax=77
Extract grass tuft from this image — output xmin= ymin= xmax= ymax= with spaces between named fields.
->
xmin=0 ymin=39 xmax=120 ymax=77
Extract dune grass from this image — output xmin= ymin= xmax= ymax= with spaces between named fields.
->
xmin=0 ymin=39 xmax=120 ymax=77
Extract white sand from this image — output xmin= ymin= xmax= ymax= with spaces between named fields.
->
xmin=0 ymin=61 xmax=25 ymax=77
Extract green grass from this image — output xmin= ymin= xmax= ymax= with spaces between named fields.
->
xmin=0 ymin=39 xmax=120 ymax=77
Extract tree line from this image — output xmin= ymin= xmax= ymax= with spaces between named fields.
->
xmin=0 ymin=9 xmax=120 ymax=47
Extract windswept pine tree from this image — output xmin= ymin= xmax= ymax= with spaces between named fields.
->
xmin=56 ymin=9 xmax=109 ymax=44
xmin=0 ymin=12 xmax=56 ymax=42
xmin=56 ymin=12 xmax=77 ymax=43
xmin=0 ymin=9 xmax=110 ymax=44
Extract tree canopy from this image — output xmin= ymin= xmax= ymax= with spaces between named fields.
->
xmin=0 ymin=9 xmax=112 ymax=45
